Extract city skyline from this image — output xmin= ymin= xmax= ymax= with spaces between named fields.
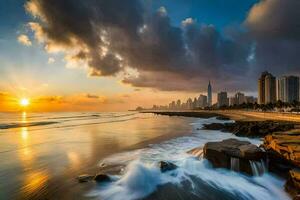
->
xmin=0 ymin=0 xmax=299 ymax=112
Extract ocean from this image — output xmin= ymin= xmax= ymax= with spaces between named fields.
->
xmin=0 ymin=112 xmax=290 ymax=200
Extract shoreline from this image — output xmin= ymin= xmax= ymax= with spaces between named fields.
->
xmin=142 ymin=110 xmax=300 ymax=123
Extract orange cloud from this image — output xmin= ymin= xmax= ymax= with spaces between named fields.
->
xmin=17 ymin=34 xmax=32 ymax=46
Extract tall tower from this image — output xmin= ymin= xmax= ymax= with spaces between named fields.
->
xmin=207 ymin=80 xmax=212 ymax=106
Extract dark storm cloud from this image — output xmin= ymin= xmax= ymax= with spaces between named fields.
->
xmin=25 ymin=0 xmax=300 ymax=92
xmin=245 ymin=0 xmax=300 ymax=40
xmin=245 ymin=0 xmax=300 ymax=75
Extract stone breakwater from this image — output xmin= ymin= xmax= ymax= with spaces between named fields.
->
xmin=202 ymin=120 xmax=295 ymax=137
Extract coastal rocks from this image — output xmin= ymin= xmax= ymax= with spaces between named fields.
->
xmin=202 ymin=123 xmax=226 ymax=130
xmin=159 ymin=161 xmax=177 ymax=172
xmin=77 ymin=173 xmax=111 ymax=183
xmin=94 ymin=173 xmax=111 ymax=183
xmin=203 ymin=139 xmax=266 ymax=175
xmin=216 ymin=116 xmax=231 ymax=121
xmin=285 ymin=169 xmax=300 ymax=198
xmin=77 ymin=174 xmax=94 ymax=183
xmin=263 ymin=132 xmax=300 ymax=175
xmin=203 ymin=121 xmax=295 ymax=137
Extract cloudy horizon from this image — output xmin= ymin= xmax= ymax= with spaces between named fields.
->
xmin=0 ymin=0 xmax=299 ymax=111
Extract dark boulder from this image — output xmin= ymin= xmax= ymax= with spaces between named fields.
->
xmin=159 ymin=161 xmax=177 ymax=172
xmin=216 ymin=116 xmax=231 ymax=121
xmin=202 ymin=123 xmax=226 ymax=130
xmin=285 ymin=168 xmax=300 ymax=198
xmin=94 ymin=173 xmax=111 ymax=183
xmin=203 ymin=139 xmax=266 ymax=175
xmin=77 ymin=174 xmax=94 ymax=183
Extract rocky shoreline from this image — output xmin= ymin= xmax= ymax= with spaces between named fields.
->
xmin=148 ymin=111 xmax=300 ymax=198
xmin=79 ymin=111 xmax=300 ymax=199
xmin=200 ymin=121 xmax=300 ymax=198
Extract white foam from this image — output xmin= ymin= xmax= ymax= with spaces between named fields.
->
xmin=87 ymin=118 xmax=290 ymax=200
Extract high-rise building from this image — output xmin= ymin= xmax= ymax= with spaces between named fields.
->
xmin=235 ymin=92 xmax=246 ymax=105
xmin=265 ymin=74 xmax=276 ymax=103
xmin=277 ymin=76 xmax=299 ymax=103
xmin=187 ymin=98 xmax=193 ymax=109
xmin=277 ymin=76 xmax=287 ymax=102
xmin=229 ymin=97 xmax=237 ymax=106
xmin=217 ymin=91 xmax=229 ymax=107
xmin=258 ymin=71 xmax=276 ymax=104
xmin=198 ymin=95 xmax=207 ymax=108
xmin=207 ymin=81 xmax=212 ymax=106
xmin=176 ymin=99 xmax=181 ymax=109
xmin=245 ymin=96 xmax=257 ymax=104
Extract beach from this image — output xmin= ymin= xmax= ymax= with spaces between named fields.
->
xmin=0 ymin=111 xmax=295 ymax=200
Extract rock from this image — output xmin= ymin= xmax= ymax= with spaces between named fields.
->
xmin=263 ymin=132 xmax=300 ymax=175
xmin=94 ymin=174 xmax=111 ymax=183
xmin=294 ymin=195 xmax=300 ymax=200
xmin=77 ymin=174 xmax=94 ymax=183
xmin=216 ymin=116 xmax=231 ymax=121
xmin=203 ymin=139 xmax=266 ymax=175
xmin=285 ymin=168 xmax=300 ymax=198
xmin=202 ymin=123 xmax=226 ymax=130
xmin=159 ymin=161 xmax=177 ymax=172
xmin=202 ymin=121 xmax=295 ymax=137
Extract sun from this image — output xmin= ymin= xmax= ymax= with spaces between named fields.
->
xmin=20 ymin=98 xmax=30 ymax=107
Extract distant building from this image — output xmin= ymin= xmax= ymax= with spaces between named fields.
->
xmin=198 ymin=95 xmax=207 ymax=108
xmin=277 ymin=76 xmax=299 ymax=103
xmin=258 ymin=71 xmax=276 ymax=104
xmin=176 ymin=99 xmax=181 ymax=109
xmin=217 ymin=91 xmax=229 ymax=107
xmin=187 ymin=98 xmax=193 ymax=109
xmin=207 ymin=81 xmax=212 ymax=106
xmin=245 ymin=96 xmax=257 ymax=104
xmin=265 ymin=73 xmax=276 ymax=103
xmin=235 ymin=92 xmax=246 ymax=105
xmin=229 ymin=97 xmax=237 ymax=106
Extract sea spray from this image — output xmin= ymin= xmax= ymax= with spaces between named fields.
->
xmin=87 ymin=118 xmax=289 ymax=200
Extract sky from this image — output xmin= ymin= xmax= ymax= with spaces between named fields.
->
xmin=0 ymin=0 xmax=299 ymax=112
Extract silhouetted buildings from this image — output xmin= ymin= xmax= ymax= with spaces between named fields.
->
xmin=258 ymin=71 xmax=300 ymax=105
xmin=217 ymin=92 xmax=229 ymax=107
xmin=198 ymin=94 xmax=207 ymax=108
xmin=207 ymin=81 xmax=212 ymax=107
xmin=277 ymin=76 xmax=299 ymax=103
xmin=258 ymin=71 xmax=276 ymax=104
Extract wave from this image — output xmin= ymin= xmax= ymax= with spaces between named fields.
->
xmin=0 ymin=121 xmax=59 ymax=129
xmin=86 ymin=118 xmax=288 ymax=200
xmin=87 ymin=158 xmax=289 ymax=200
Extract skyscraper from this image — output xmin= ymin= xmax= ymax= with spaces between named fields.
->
xmin=217 ymin=91 xmax=229 ymax=107
xmin=277 ymin=76 xmax=299 ymax=103
xmin=235 ymin=92 xmax=246 ymax=105
xmin=258 ymin=71 xmax=276 ymax=104
xmin=198 ymin=95 xmax=207 ymax=108
xmin=265 ymin=74 xmax=276 ymax=103
xmin=207 ymin=81 xmax=212 ymax=106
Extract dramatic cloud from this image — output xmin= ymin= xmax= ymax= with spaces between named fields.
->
xmin=17 ymin=34 xmax=32 ymax=46
xmin=245 ymin=0 xmax=300 ymax=75
xmin=24 ymin=0 xmax=300 ymax=92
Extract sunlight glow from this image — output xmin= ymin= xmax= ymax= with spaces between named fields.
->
xmin=20 ymin=98 xmax=30 ymax=107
